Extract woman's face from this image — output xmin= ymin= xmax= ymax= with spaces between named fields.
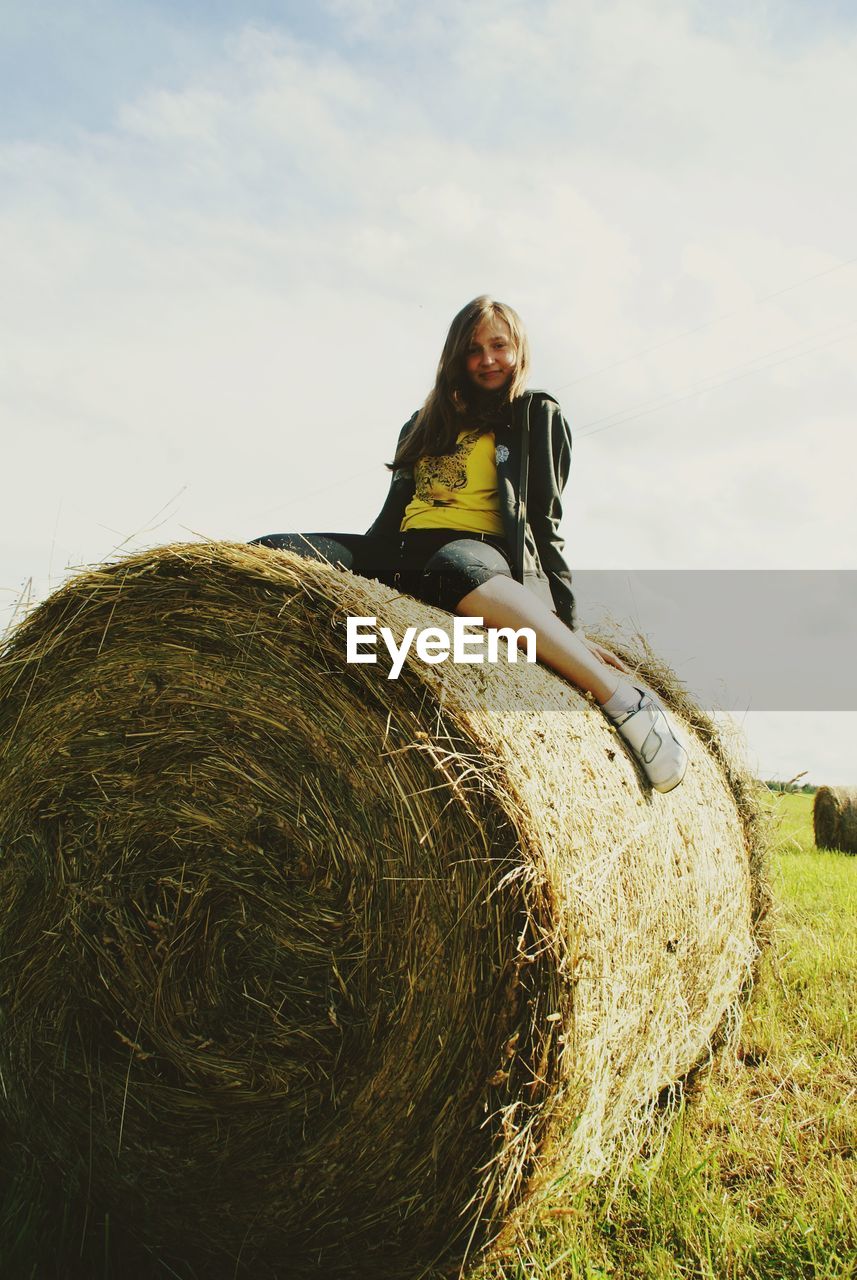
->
xmin=465 ymin=317 xmax=516 ymax=392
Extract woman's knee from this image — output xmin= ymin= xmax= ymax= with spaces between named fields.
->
xmin=425 ymin=540 xmax=512 ymax=579
xmin=422 ymin=539 xmax=513 ymax=611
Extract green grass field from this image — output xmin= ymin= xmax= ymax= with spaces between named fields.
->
xmin=477 ymin=791 xmax=857 ymax=1280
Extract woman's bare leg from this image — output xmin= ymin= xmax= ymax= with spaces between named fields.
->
xmin=455 ymin=575 xmax=619 ymax=702
xmin=456 ymin=574 xmax=688 ymax=791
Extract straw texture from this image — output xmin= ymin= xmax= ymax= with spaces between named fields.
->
xmin=0 ymin=543 xmax=764 ymax=1278
xmin=813 ymin=785 xmax=857 ymax=854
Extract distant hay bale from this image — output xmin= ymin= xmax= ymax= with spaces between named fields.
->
xmin=814 ymin=786 xmax=857 ymax=853
xmin=0 ymin=543 xmax=766 ymax=1279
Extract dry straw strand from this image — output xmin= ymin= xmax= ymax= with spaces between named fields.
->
xmin=0 ymin=542 xmax=767 ymax=1278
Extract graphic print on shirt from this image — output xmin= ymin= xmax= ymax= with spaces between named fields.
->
xmin=414 ymin=431 xmax=481 ymax=504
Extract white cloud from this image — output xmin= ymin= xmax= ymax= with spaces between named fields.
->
xmin=2 ymin=2 xmax=856 ymax=778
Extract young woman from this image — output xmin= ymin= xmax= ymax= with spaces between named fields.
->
xmin=254 ymin=296 xmax=687 ymax=792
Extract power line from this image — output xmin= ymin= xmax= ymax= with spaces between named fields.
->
xmin=578 ymin=323 xmax=857 ymax=440
xmin=576 ymin=320 xmax=856 ymax=435
xmin=250 ymin=465 xmax=381 ymax=523
xmin=553 ymin=254 xmax=857 ymax=393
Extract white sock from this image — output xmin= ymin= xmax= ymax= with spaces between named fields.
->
xmin=600 ymin=679 xmax=643 ymax=721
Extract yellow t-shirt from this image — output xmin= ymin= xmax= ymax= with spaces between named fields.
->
xmin=400 ymin=429 xmax=504 ymax=535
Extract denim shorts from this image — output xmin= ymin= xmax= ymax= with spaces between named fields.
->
xmin=250 ymin=529 xmax=514 ymax=613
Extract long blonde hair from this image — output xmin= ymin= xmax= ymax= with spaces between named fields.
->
xmin=391 ymin=296 xmax=530 ymax=468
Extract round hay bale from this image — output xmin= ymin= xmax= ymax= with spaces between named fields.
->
xmin=0 ymin=543 xmax=765 ymax=1278
xmin=813 ymin=785 xmax=857 ymax=854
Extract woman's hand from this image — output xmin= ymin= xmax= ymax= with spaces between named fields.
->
xmin=579 ymin=634 xmax=629 ymax=673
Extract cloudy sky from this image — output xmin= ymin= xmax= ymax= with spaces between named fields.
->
xmin=2 ymin=0 xmax=856 ymax=784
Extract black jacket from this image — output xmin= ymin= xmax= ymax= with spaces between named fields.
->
xmin=366 ymin=390 xmax=577 ymax=629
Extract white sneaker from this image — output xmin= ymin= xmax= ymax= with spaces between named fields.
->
xmin=611 ymin=687 xmax=688 ymax=793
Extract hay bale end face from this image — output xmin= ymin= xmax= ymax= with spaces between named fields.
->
xmin=0 ymin=543 xmax=763 ymax=1278
xmin=813 ymin=786 xmax=857 ymax=854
